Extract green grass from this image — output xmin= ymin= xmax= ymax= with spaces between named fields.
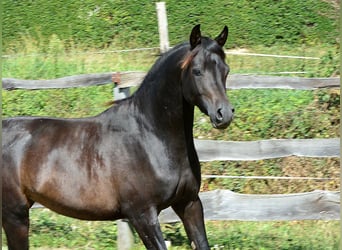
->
xmin=2 ymin=86 xmax=114 ymax=118
xmin=2 ymin=30 xmax=339 ymax=79
xmin=3 ymin=0 xmax=339 ymax=50
xmin=2 ymin=209 xmax=340 ymax=249
xmin=200 ymin=157 xmax=340 ymax=194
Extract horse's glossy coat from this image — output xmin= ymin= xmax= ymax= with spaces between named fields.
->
xmin=2 ymin=25 xmax=234 ymax=250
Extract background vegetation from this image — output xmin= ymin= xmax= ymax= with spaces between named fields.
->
xmin=2 ymin=0 xmax=340 ymax=51
xmin=2 ymin=0 xmax=340 ymax=249
xmin=3 ymin=209 xmax=338 ymax=250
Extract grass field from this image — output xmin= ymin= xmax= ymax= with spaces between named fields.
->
xmin=2 ymin=38 xmax=337 ymax=79
xmin=2 ymin=208 xmax=340 ymax=249
xmin=2 ymin=38 xmax=340 ymax=249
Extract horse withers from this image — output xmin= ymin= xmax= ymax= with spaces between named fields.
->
xmin=2 ymin=24 xmax=234 ymax=250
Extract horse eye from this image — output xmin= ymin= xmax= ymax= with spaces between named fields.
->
xmin=192 ymin=68 xmax=201 ymax=76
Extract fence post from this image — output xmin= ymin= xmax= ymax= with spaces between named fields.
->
xmin=112 ymin=72 xmax=134 ymax=250
xmin=113 ymin=85 xmax=130 ymax=100
xmin=112 ymin=72 xmax=130 ymax=100
xmin=156 ymin=2 xmax=170 ymax=53
xmin=117 ymin=220 xmax=134 ymax=250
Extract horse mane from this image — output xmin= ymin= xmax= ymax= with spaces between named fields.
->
xmin=146 ymin=42 xmax=190 ymax=77
xmin=105 ymin=37 xmax=225 ymax=107
xmin=180 ymin=46 xmax=200 ymax=70
xmin=103 ymin=45 xmax=189 ymax=107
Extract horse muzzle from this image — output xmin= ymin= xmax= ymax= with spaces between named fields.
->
xmin=209 ymin=104 xmax=234 ymax=129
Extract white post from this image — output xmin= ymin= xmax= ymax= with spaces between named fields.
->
xmin=117 ymin=220 xmax=134 ymax=250
xmin=156 ymin=2 xmax=170 ymax=53
xmin=113 ymin=72 xmax=134 ymax=250
xmin=113 ymin=85 xmax=130 ymax=100
xmin=112 ymin=72 xmax=130 ymax=101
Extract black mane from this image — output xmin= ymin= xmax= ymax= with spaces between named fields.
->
xmin=142 ymin=42 xmax=190 ymax=84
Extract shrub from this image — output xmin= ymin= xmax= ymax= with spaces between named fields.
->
xmin=2 ymin=0 xmax=339 ymax=51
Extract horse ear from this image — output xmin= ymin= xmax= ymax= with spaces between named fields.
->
xmin=190 ymin=24 xmax=201 ymax=50
xmin=215 ymin=26 xmax=229 ymax=47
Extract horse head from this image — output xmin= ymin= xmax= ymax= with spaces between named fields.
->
xmin=181 ymin=24 xmax=234 ymax=129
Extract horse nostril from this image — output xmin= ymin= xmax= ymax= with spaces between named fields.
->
xmin=216 ymin=108 xmax=223 ymax=121
xmin=231 ymin=107 xmax=235 ymax=113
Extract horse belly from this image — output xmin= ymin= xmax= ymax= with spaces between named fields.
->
xmin=22 ymin=153 xmax=121 ymax=220
xmin=27 ymin=175 xmax=121 ymax=220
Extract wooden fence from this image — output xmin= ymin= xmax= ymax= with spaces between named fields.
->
xmin=3 ymin=72 xmax=340 ymax=90
xmin=3 ymin=73 xmax=340 ymax=249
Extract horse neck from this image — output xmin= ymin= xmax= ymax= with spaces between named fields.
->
xmin=133 ymin=45 xmax=192 ymax=134
xmin=132 ymin=51 xmax=201 ymax=181
xmin=124 ymin=45 xmax=201 ymax=182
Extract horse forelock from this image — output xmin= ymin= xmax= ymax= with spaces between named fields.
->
xmin=180 ymin=47 xmax=200 ymax=70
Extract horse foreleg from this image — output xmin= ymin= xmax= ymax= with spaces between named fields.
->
xmin=172 ymin=197 xmax=209 ymax=250
xmin=127 ymin=206 xmax=167 ymax=250
xmin=2 ymin=205 xmax=30 ymax=250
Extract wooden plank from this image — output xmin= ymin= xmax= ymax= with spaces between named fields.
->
xmin=159 ymin=190 xmax=340 ymax=222
xmin=115 ymin=72 xmax=145 ymax=88
xmin=2 ymin=71 xmax=146 ymax=90
xmin=32 ymin=190 xmax=340 ymax=221
xmin=227 ymin=75 xmax=340 ymax=90
xmin=3 ymin=73 xmax=112 ymax=90
xmin=195 ymin=138 xmax=340 ymax=161
xmin=3 ymin=73 xmax=339 ymax=90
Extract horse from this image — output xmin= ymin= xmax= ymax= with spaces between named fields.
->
xmin=2 ymin=24 xmax=234 ymax=250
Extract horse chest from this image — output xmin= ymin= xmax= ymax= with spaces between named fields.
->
xmin=139 ymin=149 xmax=200 ymax=206
xmin=108 ymin=131 xmax=198 ymax=206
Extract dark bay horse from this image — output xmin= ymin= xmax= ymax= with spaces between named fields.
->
xmin=2 ymin=24 xmax=234 ymax=250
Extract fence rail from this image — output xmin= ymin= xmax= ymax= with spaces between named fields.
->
xmin=159 ymin=189 xmax=340 ymax=222
xmin=32 ymin=189 xmax=339 ymax=221
xmin=2 ymin=73 xmax=340 ymax=90
xmin=2 ymin=72 xmax=145 ymax=90
xmin=195 ymin=138 xmax=340 ymax=161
